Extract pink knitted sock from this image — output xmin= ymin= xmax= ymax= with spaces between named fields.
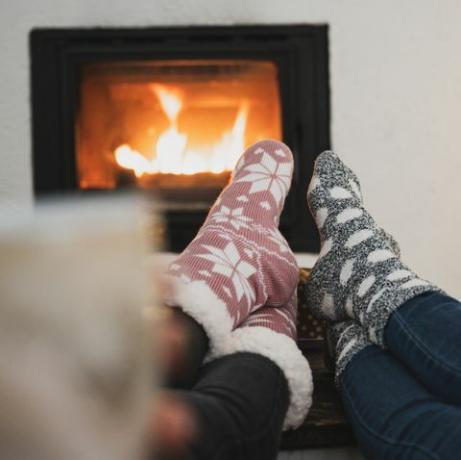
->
xmin=165 ymin=139 xmax=298 ymax=340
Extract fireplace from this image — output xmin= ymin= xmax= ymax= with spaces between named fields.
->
xmin=30 ymin=25 xmax=330 ymax=252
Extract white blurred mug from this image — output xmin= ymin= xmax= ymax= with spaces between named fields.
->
xmin=0 ymin=197 xmax=158 ymax=460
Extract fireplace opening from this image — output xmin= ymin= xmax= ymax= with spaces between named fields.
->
xmin=31 ymin=25 xmax=330 ymax=252
xmin=77 ymin=59 xmax=281 ymax=201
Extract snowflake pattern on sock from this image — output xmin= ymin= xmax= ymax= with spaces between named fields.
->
xmin=305 ymin=151 xmax=441 ymax=346
xmin=165 ymin=140 xmax=299 ymax=337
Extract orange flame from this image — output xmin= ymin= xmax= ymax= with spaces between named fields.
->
xmin=114 ymin=86 xmax=248 ymax=177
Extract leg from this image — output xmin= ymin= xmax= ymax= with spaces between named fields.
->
xmin=341 ymin=344 xmax=461 ymax=460
xmin=156 ymin=352 xmax=289 ymax=460
xmin=385 ymin=291 xmax=461 ymax=404
xmin=163 ymin=140 xmax=311 ymax=429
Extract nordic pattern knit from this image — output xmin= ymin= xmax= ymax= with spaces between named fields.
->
xmin=305 ymin=151 xmax=440 ymax=347
xmin=164 ymin=140 xmax=312 ymax=430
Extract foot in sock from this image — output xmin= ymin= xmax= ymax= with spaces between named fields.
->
xmin=164 ymin=140 xmax=299 ymax=356
xmin=305 ymin=151 xmax=440 ymax=346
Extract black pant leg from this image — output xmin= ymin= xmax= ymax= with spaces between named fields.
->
xmin=177 ymin=352 xmax=289 ymax=460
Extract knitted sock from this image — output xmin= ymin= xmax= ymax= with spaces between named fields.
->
xmin=327 ymin=320 xmax=370 ymax=385
xmin=164 ymin=139 xmax=299 ymax=356
xmin=228 ymin=294 xmax=313 ymax=430
xmin=305 ymin=151 xmax=440 ymax=346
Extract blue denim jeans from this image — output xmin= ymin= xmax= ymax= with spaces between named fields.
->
xmin=340 ymin=292 xmax=461 ymax=459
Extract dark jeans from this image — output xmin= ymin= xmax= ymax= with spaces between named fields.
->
xmin=340 ymin=292 xmax=461 ymax=459
xmin=168 ymin=351 xmax=289 ymax=460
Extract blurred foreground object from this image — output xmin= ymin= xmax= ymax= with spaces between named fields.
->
xmin=0 ymin=197 xmax=159 ymax=460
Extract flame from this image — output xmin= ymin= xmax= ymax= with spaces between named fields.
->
xmin=151 ymin=84 xmax=182 ymax=122
xmin=114 ymin=145 xmax=155 ymax=177
xmin=114 ymin=86 xmax=248 ymax=177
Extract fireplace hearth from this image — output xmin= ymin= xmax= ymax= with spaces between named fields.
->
xmin=30 ymin=24 xmax=330 ymax=252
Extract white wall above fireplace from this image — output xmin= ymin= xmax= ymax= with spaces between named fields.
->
xmin=1 ymin=0 xmax=460 ymax=299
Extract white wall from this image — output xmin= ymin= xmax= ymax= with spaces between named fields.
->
xmin=1 ymin=0 xmax=460 ymax=297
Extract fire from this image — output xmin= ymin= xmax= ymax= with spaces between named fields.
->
xmin=114 ymin=85 xmax=248 ymax=177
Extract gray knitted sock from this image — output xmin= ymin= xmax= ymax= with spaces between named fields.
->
xmin=327 ymin=320 xmax=370 ymax=385
xmin=305 ymin=151 xmax=440 ymax=346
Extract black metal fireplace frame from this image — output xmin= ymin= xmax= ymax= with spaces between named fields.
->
xmin=30 ymin=24 xmax=330 ymax=252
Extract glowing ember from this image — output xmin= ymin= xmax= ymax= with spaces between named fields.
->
xmin=114 ymin=86 xmax=248 ymax=177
